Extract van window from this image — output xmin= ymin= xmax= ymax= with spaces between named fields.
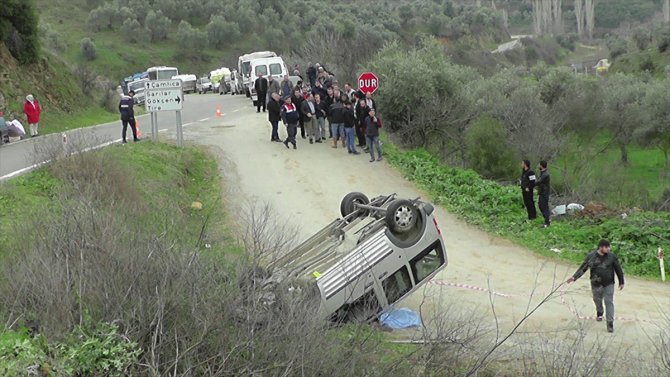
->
xmin=255 ymin=65 xmax=268 ymax=76
xmin=410 ymin=242 xmax=445 ymax=284
xmin=382 ymin=266 xmax=413 ymax=304
xmin=243 ymin=62 xmax=252 ymax=76
xmin=269 ymin=63 xmax=282 ymax=75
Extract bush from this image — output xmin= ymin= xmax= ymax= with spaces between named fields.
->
xmin=207 ymin=15 xmax=240 ymax=48
xmin=80 ymin=37 xmax=97 ymax=61
xmin=606 ymin=35 xmax=628 ymax=60
xmin=657 ymin=28 xmax=670 ymax=53
xmin=555 ymin=33 xmax=577 ymax=51
xmin=145 ymin=10 xmax=170 ymax=42
xmin=465 ymin=116 xmax=517 ymax=180
xmin=121 ymin=18 xmax=149 ymax=44
xmin=176 ymin=20 xmax=207 ymax=55
xmin=632 ymin=27 xmax=652 ymax=51
xmin=0 ymin=0 xmax=40 ymax=64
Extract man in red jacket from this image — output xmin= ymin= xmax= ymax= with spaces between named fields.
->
xmin=23 ymin=94 xmax=42 ymax=137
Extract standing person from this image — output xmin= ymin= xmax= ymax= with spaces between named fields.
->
xmin=307 ymin=62 xmax=317 ymax=88
xmin=343 ymin=100 xmax=359 ymax=155
xmin=536 ymin=160 xmax=551 ymax=228
xmin=267 ymin=75 xmax=280 ymax=106
xmin=355 ymin=98 xmax=370 ymax=148
xmin=329 ymin=96 xmax=346 ymax=148
xmin=280 ymin=96 xmax=300 ymax=149
xmin=291 ymin=88 xmax=306 ymax=139
xmin=23 ymin=94 xmax=41 ymax=137
xmin=267 ymin=92 xmax=283 ymax=142
xmin=301 ymin=93 xmax=318 ymax=144
xmin=254 ymin=73 xmax=268 ymax=113
xmin=312 ymin=81 xmax=328 ymax=103
xmin=324 ymin=87 xmax=335 ymax=139
xmin=567 ymin=239 xmax=624 ymax=333
xmin=520 ymin=160 xmax=537 ymax=221
xmin=281 ymin=75 xmax=294 ymax=99
xmin=365 ymin=109 xmax=383 ymax=162
xmin=118 ymin=90 xmax=139 ymax=143
xmin=344 ymin=83 xmax=356 ymax=99
xmin=365 ymin=92 xmax=377 ymax=111
xmin=314 ymin=94 xmax=327 ymax=142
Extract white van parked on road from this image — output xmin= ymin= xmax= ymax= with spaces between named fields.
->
xmin=248 ymin=56 xmax=288 ymax=106
xmin=238 ymin=51 xmax=277 ymax=97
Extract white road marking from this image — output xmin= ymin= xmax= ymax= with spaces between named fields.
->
xmin=0 ymin=138 xmax=122 ymax=181
xmin=232 ymin=109 xmax=240 ymax=112
xmin=199 ymin=118 xmax=210 ymax=122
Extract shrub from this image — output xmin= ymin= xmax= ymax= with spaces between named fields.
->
xmin=207 ymin=15 xmax=241 ymax=48
xmin=606 ymin=35 xmax=628 ymax=60
xmin=632 ymin=27 xmax=652 ymax=51
xmin=657 ymin=28 xmax=670 ymax=53
xmin=465 ymin=116 xmax=517 ymax=180
xmin=176 ymin=20 xmax=207 ymax=55
xmin=145 ymin=10 xmax=170 ymax=42
xmin=80 ymin=37 xmax=97 ymax=61
xmin=121 ymin=18 xmax=149 ymax=44
xmin=555 ymin=33 xmax=577 ymax=51
xmin=0 ymin=0 xmax=40 ymax=64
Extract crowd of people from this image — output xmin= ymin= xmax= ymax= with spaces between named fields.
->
xmin=254 ymin=63 xmax=383 ymax=162
xmin=0 ymin=94 xmax=42 ymax=145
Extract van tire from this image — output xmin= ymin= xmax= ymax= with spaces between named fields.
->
xmin=340 ymin=192 xmax=370 ymax=218
xmin=385 ymin=199 xmax=418 ymax=234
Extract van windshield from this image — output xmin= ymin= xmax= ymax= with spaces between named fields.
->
xmin=128 ymin=81 xmax=146 ymax=91
xmin=243 ymin=62 xmax=252 ymax=76
xmin=269 ymin=63 xmax=282 ymax=75
xmin=255 ymin=65 xmax=268 ymax=76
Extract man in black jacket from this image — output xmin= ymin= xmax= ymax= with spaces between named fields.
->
xmin=535 ymin=160 xmax=551 ymax=227
xmin=118 ymin=90 xmax=139 ymax=143
xmin=254 ymin=73 xmax=268 ymax=113
xmin=520 ymin=159 xmax=537 ymax=220
xmin=267 ymin=92 xmax=282 ymax=142
xmin=567 ymin=239 xmax=625 ymax=333
xmin=291 ymin=88 xmax=306 ymax=139
xmin=355 ymin=98 xmax=371 ymax=148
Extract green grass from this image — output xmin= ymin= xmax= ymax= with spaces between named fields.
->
xmin=39 ymin=107 xmax=118 ymax=134
xmin=383 ymin=143 xmax=670 ymax=279
xmin=0 ymin=141 xmax=235 ymax=257
xmin=551 ymin=134 xmax=669 ymax=206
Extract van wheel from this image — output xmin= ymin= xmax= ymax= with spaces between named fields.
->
xmin=340 ymin=192 xmax=369 ymax=218
xmin=385 ymin=200 xmax=418 ymax=234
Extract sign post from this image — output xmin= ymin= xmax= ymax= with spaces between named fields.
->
xmin=145 ymin=79 xmax=184 ymax=146
xmin=357 ymin=72 xmax=379 ymax=95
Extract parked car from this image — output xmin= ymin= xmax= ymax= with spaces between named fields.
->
xmin=172 ymin=74 xmax=197 ymax=94
xmin=196 ymin=77 xmax=212 ymax=94
xmin=256 ymin=193 xmax=448 ymax=324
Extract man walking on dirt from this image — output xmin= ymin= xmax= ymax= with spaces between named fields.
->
xmin=520 ymin=160 xmax=537 ymax=221
xmin=267 ymin=92 xmax=282 ymax=142
xmin=535 ymin=160 xmax=551 ymax=228
xmin=280 ymin=96 xmax=300 ymax=149
xmin=567 ymin=239 xmax=624 ymax=333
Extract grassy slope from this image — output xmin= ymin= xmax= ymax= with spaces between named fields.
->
xmin=37 ymin=0 xmax=231 ymax=81
xmin=0 ymin=142 xmax=234 ymax=257
xmin=611 ymin=46 xmax=670 ymax=78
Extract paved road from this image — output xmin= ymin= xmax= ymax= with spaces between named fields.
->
xmin=0 ymin=93 xmax=249 ymax=180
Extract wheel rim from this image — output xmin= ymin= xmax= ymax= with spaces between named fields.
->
xmin=394 ymin=205 xmax=413 ymax=228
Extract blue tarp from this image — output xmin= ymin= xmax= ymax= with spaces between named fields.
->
xmin=379 ymin=307 xmax=422 ymax=329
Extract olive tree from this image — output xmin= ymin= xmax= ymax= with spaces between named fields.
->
xmin=639 ymin=79 xmax=670 ymax=178
xmin=145 ymin=10 xmax=170 ymax=42
xmin=600 ymin=73 xmax=647 ymax=165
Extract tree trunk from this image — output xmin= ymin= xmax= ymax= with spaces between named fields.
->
xmin=575 ymin=0 xmax=584 ymax=37
xmin=502 ymin=8 xmax=509 ymax=29
xmin=663 ymin=149 xmax=669 ymax=179
xmin=619 ymin=142 xmax=629 ymax=165
xmin=532 ymin=0 xmax=542 ymax=35
xmin=585 ymin=0 xmax=596 ymax=39
xmin=552 ymin=0 xmax=563 ymax=34
xmin=664 ymin=0 xmax=670 ymax=24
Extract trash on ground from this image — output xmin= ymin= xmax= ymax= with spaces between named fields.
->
xmin=191 ymin=201 xmax=203 ymax=210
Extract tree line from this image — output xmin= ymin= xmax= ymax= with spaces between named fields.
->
xmin=370 ymin=38 xmax=670 ymax=209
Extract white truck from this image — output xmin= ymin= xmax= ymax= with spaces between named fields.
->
xmin=248 ymin=56 xmax=288 ymax=107
xmin=238 ymin=51 xmax=277 ymax=97
xmin=171 ymin=74 xmax=197 ymax=94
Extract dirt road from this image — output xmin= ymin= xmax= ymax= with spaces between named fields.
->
xmin=175 ymin=95 xmax=668 ymax=365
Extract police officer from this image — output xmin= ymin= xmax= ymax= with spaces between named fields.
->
xmin=536 ymin=160 xmax=551 ymax=227
xmin=118 ymin=90 xmax=139 ymax=143
xmin=520 ymin=159 xmax=537 ymax=220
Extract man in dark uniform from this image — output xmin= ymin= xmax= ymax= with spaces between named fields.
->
xmin=567 ymin=239 xmax=625 ymax=333
xmin=535 ymin=160 xmax=551 ymax=228
xmin=267 ymin=92 xmax=282 ymax=142
xmin=254 ymin=73 xmax=268 ymax=113
xmin=118 ymin=90 xmax=139 ymax=143
xmin=280 ymin=96 xmax=300 ymax=149
xmin=520 ymin=159 xmax=537 ymax=220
